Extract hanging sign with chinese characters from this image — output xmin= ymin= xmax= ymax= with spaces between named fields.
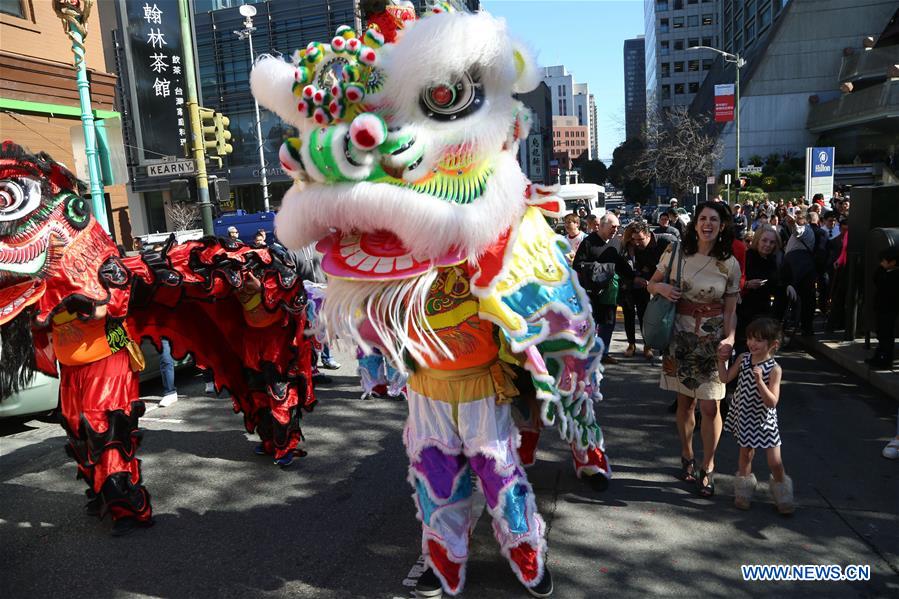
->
xmin=121 ymin=0 xmax=187 ymax=162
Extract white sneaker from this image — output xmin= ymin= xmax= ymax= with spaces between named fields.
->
xmin=159 ymin=392 xmax=179 ymax=408
xmin=883 ymin=439 xmax=899 ymax=460
xmin=204 ymin=382 xmax=215 ymax=394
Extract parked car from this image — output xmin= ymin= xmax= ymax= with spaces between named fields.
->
xmin=0 ymin=370 xmax=59 ymax=421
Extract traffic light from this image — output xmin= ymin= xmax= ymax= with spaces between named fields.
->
xmin=170 ymin=178 xmax=192 ymax=203
xmin=211 ymin=177 xmax=230 ymax=206
xmin=199 ymin=107 xmax=218 ymax=155
xmin=213 ymin=112 xmax=233 ymax=156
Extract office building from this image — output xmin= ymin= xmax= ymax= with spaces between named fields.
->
xmin=552 ymin=115 xmax=589 ymax=164
xmin=624 ymin=35 xmax=647 ymax=140
xmin=721 ymin=0 xmax=791 ymax=56
xmin=707 ymin=0 xmax=897 ymax=172
xmin=573 ymin=83 xmax=597 ymax=160
xmin=544 ymin=66 xmax=597 ymax=161
xmin=644 ymin=0 xmax=722 ymax=113
xmin=543 ymin=65 xmax=574 ymax=117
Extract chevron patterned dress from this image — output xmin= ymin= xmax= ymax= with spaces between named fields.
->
xmin=725 ymin=354 xmax=782 ymax=448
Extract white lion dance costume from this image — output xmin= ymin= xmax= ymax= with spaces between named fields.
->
xmin=251 ymin=5 xmax=608 ymax=595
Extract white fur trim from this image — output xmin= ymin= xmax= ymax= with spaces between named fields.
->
xmin=321 ymin=272 xmax=452 ymax=373
xmin=273 ymin=153 xmax=527 ymax=260
xmin=250 ymin=55 xmax=312 ymax=134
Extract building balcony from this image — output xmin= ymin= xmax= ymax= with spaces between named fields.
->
xmin=839 ymin=46 xmax=899 ymax=85
xmin=807 ymin=78 xmax=899 ymax=133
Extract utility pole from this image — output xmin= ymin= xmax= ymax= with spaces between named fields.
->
xmin=53 ymin=0 xmax=109 ymax=233
xmin=177 ymin=0 xmax=214 ymax=235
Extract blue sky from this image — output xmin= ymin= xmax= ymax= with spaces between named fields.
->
xmin=482 ymin=0 xmax=645 ymax=163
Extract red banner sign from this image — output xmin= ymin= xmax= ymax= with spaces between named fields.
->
xmin=714 ymin=84 xmax=735 ymax=122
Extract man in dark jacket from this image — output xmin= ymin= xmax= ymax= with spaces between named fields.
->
xmin=867 ymin=246 xmax=899 ymax=369
xmin=654 ymin=211 xmax=681 ymax=239
xmin=573 ymin=213 xmax=632 ymax=364
xmin=630 ymin=221 xmax=676 ymax=360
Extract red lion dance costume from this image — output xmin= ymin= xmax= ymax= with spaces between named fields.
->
xmin=0 ymin=142 xmax=313 ymax=536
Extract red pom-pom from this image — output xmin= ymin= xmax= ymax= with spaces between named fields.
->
xmin=302 ymin=85 xmax=315 ymax=99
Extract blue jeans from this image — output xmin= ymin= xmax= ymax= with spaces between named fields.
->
xmin=321 ymin=343 xmax=332 ymax=364
xmin=159 ymin=339 xmax=176 ymax=395
xmin=597 ymin=322 xmax=615 ymax=357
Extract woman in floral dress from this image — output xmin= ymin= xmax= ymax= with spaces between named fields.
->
xmin=647 ymin=202 xmax=741 ymax=497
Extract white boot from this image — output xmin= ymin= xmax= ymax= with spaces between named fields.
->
xmin=733 ymin=473 xmax=757 ymax=510
xmin=770 ymin=475 xmax=795 ymax=514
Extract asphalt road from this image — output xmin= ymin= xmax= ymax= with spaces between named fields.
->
xmin=1 ymin=334 xmax=897 ymax=598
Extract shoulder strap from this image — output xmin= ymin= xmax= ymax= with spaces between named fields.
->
xmin=664 ymin=241 xmax=679 ymax=283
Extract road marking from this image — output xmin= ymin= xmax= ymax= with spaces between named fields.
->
xmin=140 ymin=417 xmax=185 ymax=423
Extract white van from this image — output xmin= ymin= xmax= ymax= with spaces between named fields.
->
xmin=557 ymin=184 xmax=606 ymax=217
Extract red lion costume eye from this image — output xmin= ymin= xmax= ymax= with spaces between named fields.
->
xmin=0 ymin=179 xmax=40 ymax=222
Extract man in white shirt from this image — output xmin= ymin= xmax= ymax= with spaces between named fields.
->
xmin=563 ymin=212 xmax=587 ymax=261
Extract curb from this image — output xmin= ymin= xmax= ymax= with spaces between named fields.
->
xmin=793 ymin=336 xmax=899 ymax=402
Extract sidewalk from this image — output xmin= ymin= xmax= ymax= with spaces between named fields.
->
xmin=792 ymin=317 xmax=899 ymax=402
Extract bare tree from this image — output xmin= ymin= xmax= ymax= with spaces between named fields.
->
xmin=629 ymin=105 xmax=722 ymax=198
xmin=166 ymin=202 xmax=199 ymax=231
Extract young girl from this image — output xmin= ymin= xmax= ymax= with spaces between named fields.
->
xmin=719 ymin=317 xmax=794 ymax=514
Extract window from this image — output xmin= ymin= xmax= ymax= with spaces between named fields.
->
xmin=660 ymin=40 xmax=670 ymax=55
xmin=674 ymin=83 xmax=685 ymax=95
xmin=673 ymin=61 xmax=684 ymax=73
xmin=660 ymin=18 xmax=669 ymax=33
xmin=674 ymin=39 xmax=684 ymax=50
xmin=661 ymin=62 xmax=670 ymax=77
xmin=688 ymin=37 xmax=699 ymax=48
xmin=745 ymin=19 xmax=755 ymax=41
xmin=702 ymin=13 xmax=714 ymax=25
xmin=656 ymin=0 xmax=668 ymax=11
xmin=688 ymin=59 xmax=699 ymax=71
xmin=689 ymin=82 xmax=699 ymax=93
xmin=687 ymin=15 xmax=699 ymax=27
xmin=673 ymin=0 xmax=683 ymax=8
xmin=661 ymin=84 xmax=671 ymax=100
xmin=688 ymin=0 xmax=698 ymax=4
xmin=760 ymin=5 xmax=772 ymax=29
xmin=702 ymin=59 xmax=713 ymax=71
xmin=702 ymin=36 xmax=713 ymax=46
xmin=673 ymin=16 xmax=684 ymax=28
xmin=0 ymin=0 xmax=24 ymax=17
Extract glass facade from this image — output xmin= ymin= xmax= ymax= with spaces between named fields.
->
xmin=192 ymin=0 xmax=480 ymax=212
xmin=193 ymin=0 xmax=358 ymax=212
xmin=624 ymin=36 xmax=647 ymax=140
xmin=722 ymin=0 xmax=791 ymax=55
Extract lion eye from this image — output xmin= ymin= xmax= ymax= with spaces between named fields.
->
xmin=0 ymin=179 xmax=40 ymax=222
xmin=420 ymin=71 xmax=484 ymax=121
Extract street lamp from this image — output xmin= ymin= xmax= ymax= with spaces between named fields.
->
xmin=689 ymin=45 xmax=746 ymax=203
xmin=234 ymin=3 xmax=271 ymax=213
xmin=52 ymin=0 xmax=109 ymax=233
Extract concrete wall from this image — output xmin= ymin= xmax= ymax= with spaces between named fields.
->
xmin=717 ymin=0 xmax=898 ymax=169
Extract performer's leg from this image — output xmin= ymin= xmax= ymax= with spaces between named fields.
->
xmin=59 ymin=352 xmax=153 ymax=530
xmin=464 ymin=402 xmax=547 ymax=590
xmin=468 ymin=449 xmax=546 ymax=589
xmin=404 ymin=389 xmax=471 ymax=595
xmin=409 ymin=446 xmax=473 ymax=596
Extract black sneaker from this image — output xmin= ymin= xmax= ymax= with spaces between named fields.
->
xmin=583 ymin=472 xmax=610 ymax=492
xmin=84 ymin=495 xmax=102 ymax=517
xmin=527 ymin=566 xmax=553 ymax=597
xmin=111 ymin=516 xmax=155 ymax=537
xmin=414 ymin=567 xmax=443 ymax=598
